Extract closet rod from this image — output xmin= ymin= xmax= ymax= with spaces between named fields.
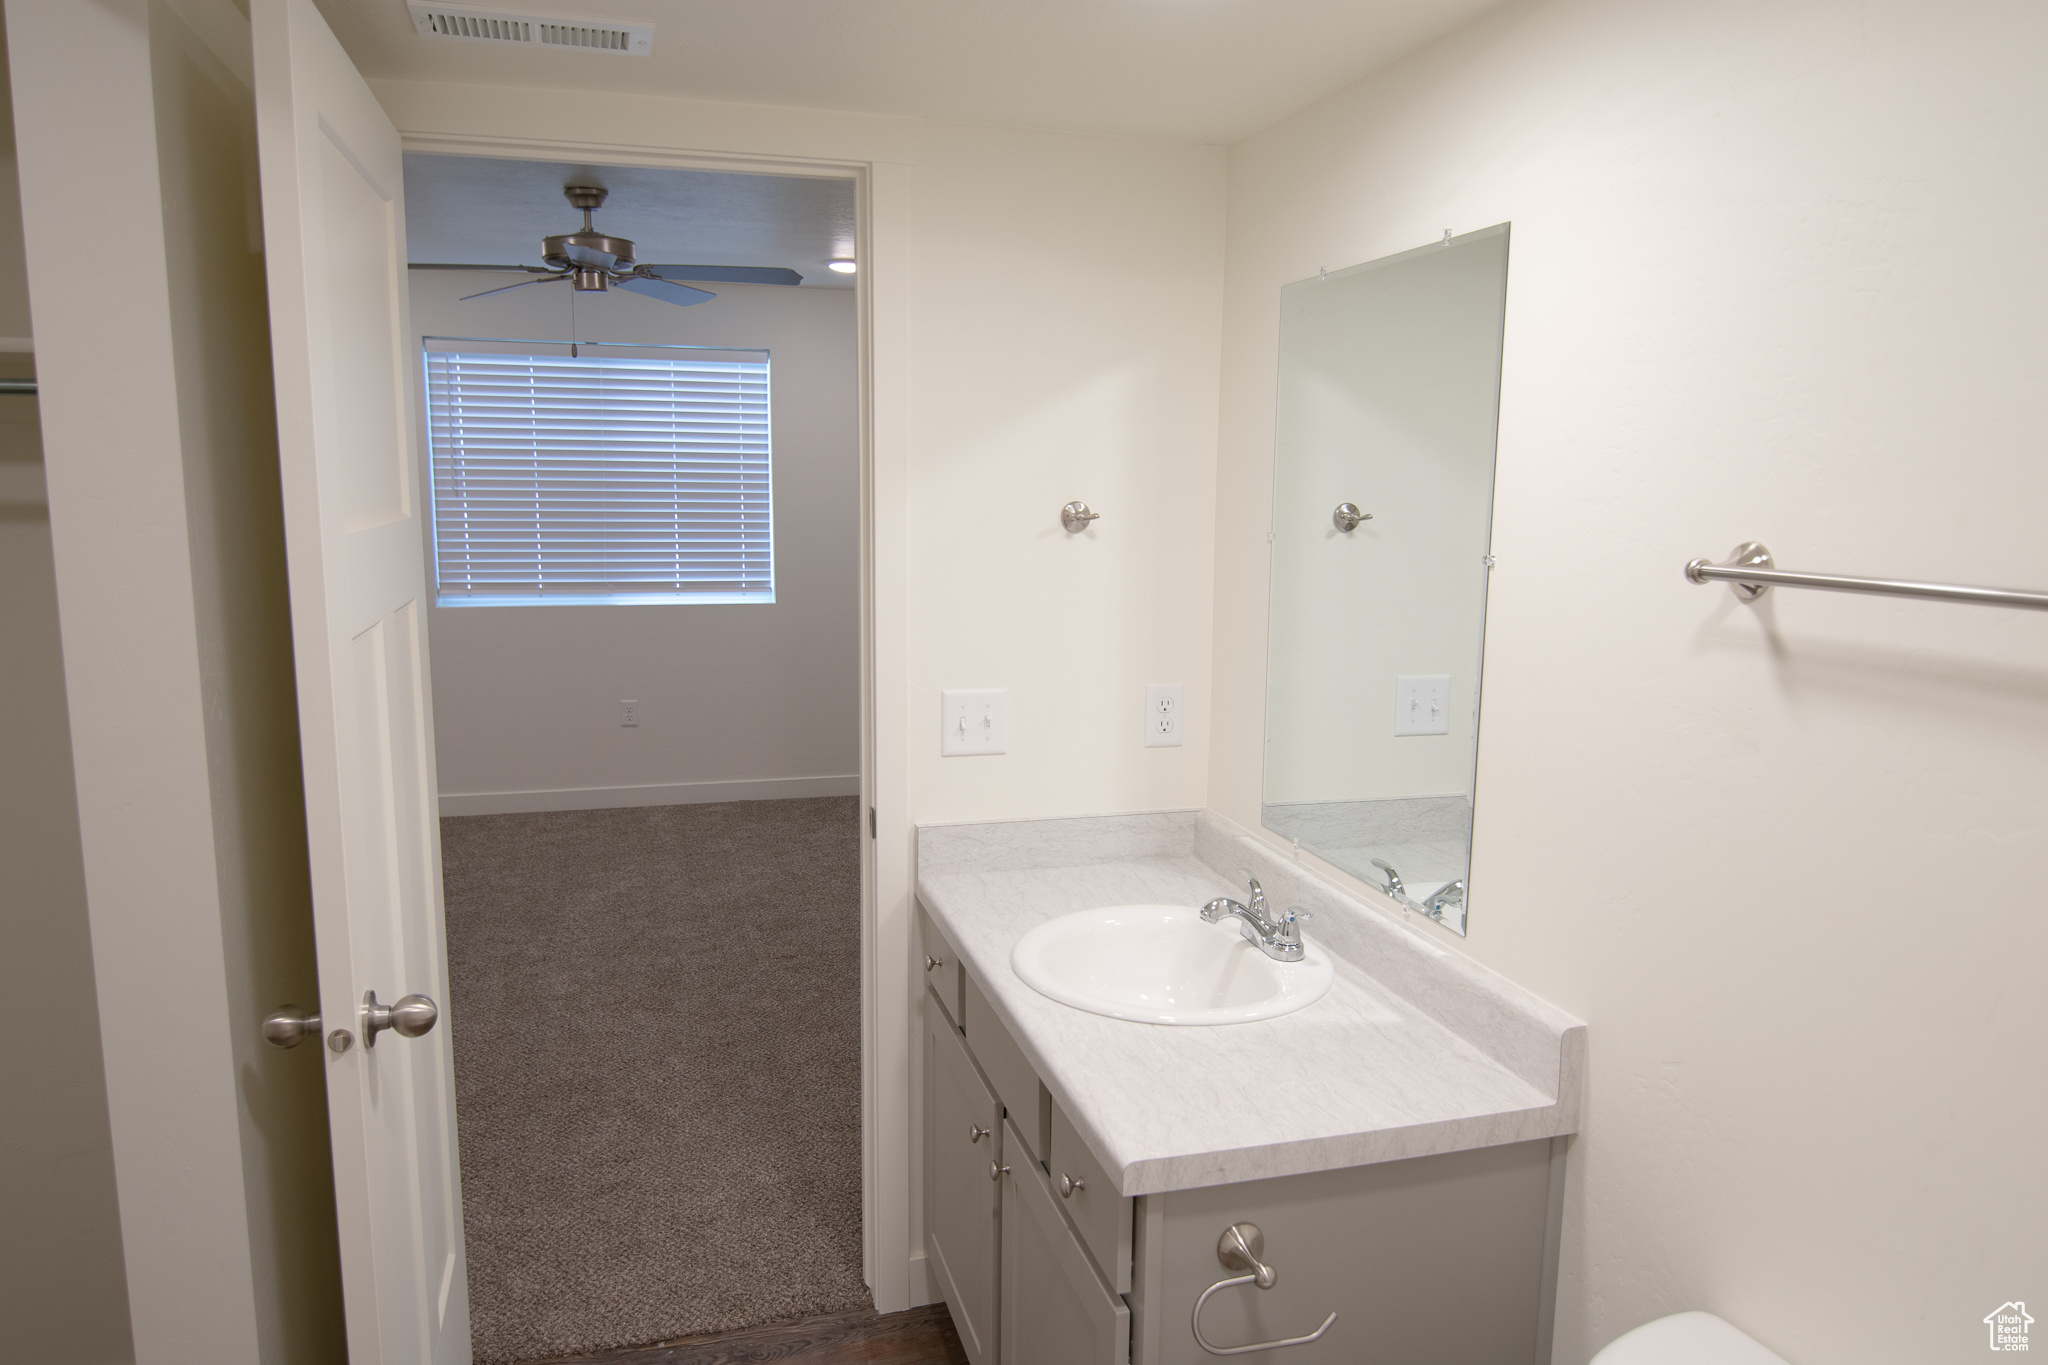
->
xmin=1686 ymin=542 xmax=2048 ymax=612
xmin=0 ymin=378 xmax=35 ymax=396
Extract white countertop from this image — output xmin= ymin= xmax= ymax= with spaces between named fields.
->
xmin=915 ymin=809 xmax=1584 ymax=1197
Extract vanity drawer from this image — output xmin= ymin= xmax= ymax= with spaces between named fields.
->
xmin=919 ymin=902 xmax=963 ymax=1029
xmin=1050 ymin=1100 xmax=1133 ymax=1294
xmin=964 ymin=971 xmax=1051 ymax=1163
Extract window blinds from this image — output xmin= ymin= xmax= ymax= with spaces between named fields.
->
xmin=423 ymin=348 xmax=773 ymax=605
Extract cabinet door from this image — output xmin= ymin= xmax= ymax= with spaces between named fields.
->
xmin=927 ymin=996 xmax=1003 ymax=1365
xmin=1001 ymin=1118 xmax=1130 ymax=1365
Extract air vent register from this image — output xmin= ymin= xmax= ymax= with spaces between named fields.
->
xmin=407 ymin=4 xmax=654 ymax=55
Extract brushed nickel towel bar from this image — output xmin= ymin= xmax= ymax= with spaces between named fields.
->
xmin=1686 ymin=542 xmax=2048 ymax=612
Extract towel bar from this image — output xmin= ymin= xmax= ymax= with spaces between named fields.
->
xmin=1686 ymin=542 xmax=2048 ymax=612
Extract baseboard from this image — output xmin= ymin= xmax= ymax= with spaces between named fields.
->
xmin=438 ymin=773 xmax=861 ymax=817
xmin=906 ymin=1251 xmax=938 ymax=1309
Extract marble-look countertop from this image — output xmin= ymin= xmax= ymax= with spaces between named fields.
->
xmin=915 ymin=809 xmax=1585 ymax=1198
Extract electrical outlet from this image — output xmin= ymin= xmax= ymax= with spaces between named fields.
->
xmin=1144 ymin=683 xmax=1183 ymax=747
xmin=619 ymin=699 xmax=639 ymax=727
xmin=941 ymin=689 xmax=1007 ymax=756
xmin=1393 ymin=675 xmax=1450 ymax=736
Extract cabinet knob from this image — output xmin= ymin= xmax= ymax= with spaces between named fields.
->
xmin=925 ymin=954 xmax=944 ymax=973
xmin=1059 ymin=1173 xmax=1085 ymax=1199
xmin=989 ymin=1160 xmax=1010 ymax=1182
xmin=969 ymin=1124 xmax=990 ymax=1144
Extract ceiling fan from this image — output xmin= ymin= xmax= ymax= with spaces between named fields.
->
xmin=408 ymin=184 xmax=804 ymax=305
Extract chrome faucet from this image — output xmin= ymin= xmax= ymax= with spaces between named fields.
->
xmin=1202 ymin=873 xmax=1311 ymax=963
xmin=1371 ymin=858 xmax=1464 ymax=924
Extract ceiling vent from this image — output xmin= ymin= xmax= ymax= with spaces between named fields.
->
xmin=407 ymin=4 xmax=654 ymax=56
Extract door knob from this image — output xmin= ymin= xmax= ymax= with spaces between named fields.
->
xmin=1059 ymin=1173 xmax=1086 ymax=1199
xmin=362 ymin=990 xmax=438 ymax=1047
xmin=261 ymin=1006 xmax=321 ymax=1049
xmin=990 ymin=1160 xmax=1010 ymax=1182
xmin=969 ymin=1124 xmax=990 ymax=1143
xmin=925 ymin=954 xmax=944 ymax=973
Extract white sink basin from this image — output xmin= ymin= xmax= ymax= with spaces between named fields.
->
xmin=1010 ymin=904 xmax=1335 ymax=1026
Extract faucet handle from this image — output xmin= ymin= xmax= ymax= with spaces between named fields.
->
xmin=1284 ymin=907 xmax=1312 ymax=923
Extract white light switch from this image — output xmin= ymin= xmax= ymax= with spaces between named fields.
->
xmin=1394 ymin=675 xmax=1450 ymax=736
xmin=1144 ymin=683 xmax=1183 ymax=747
xmin=941 ymin=688 xmax=1007 ymax=756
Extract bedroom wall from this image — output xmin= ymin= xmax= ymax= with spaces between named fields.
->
xmin=412 ymin=268 xmax=862 ymax=813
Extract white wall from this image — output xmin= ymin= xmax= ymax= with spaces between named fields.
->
xmin=1208 ymin=2 xmax=2048 ymax=1361
xmin=0 ymin=39 xmax=134 ymax=1355
xmin=11 ymin=1 xmax=344 ymax=1359
xmin=411 ymin=268 xmax=862 ymax=812
xmin=373 ymin=78 xmax=1226 ymax=1311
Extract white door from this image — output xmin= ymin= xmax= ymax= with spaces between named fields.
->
xmin=251 ymin=1 xmax=471 ymax=1360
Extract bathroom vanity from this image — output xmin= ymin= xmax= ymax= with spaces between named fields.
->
xmin=916 ymin=810 xmax=1583 ymax=1365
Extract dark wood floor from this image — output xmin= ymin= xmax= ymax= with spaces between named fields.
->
xmin=521 ymin=1305 xmax=967 ymax=1365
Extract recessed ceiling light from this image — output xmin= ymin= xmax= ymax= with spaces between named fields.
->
xmin=828 ymin=259 xmax=857 ymax=274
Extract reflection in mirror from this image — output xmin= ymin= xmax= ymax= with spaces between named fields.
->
xmin=1261 ymin=225 xmax=1510 ymax=935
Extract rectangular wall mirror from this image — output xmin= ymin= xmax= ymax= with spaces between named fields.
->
xmin=1261 ymin=224 xmax=1510 ymax=936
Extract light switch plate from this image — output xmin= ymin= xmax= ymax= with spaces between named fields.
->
xmin=1394 ymin=675 xmax=1451 ymax=736
xmin=941 ymin=688 xmax=1007 ymax=756
xmin=1144 ymin=683 xmax=1183 ymax=747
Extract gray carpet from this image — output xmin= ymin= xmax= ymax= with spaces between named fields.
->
xmin=440 ymin=797 xmax=870 ymax=1365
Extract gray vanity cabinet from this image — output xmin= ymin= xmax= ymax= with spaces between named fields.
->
xmin=924 ymin=997 xmax=1003 ymax=1365
xmin=921 ymin=952 xmax=1565 ymax=1365
xmin=1134 ymin=1139 xmax=1559 ymax=1365
xmin=1000 ymin=1116 xmax=1131 ymax=1365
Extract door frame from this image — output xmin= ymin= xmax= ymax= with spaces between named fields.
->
xmin=393 ymin=128 xmax=916 ymax=1312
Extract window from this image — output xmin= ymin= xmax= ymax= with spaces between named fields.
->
xmin=422 ymin=340 xmax=773 ymax=606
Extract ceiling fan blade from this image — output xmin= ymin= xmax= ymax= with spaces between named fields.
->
xmin=458 ymin=274 xmax=570 ymax=302
xmin=613 ymin=274 xmax=716 ymax=306
xmin=408 ymin=263 xmax=554 ymax=272
xmin=639 ymin=265 xmax=804 ymax=287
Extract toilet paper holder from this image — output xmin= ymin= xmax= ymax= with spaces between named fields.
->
xmin=1190 ymin=1222 xmax=1337 ymax=1356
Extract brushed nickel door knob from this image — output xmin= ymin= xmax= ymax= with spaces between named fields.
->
xmin=990 ymin=1160 xmax=1010 ymax=1182
xmin=969 ymin=1124 xmax=990 ymax=1143
xmin=1333 ymin=502 xmax=1373 ymax=532
xmin=260 ymin=1006 xmax=321 ymax=1049
xmin=925 ymin=954 xmax=943 ymax=973
xmin=1059 ymin=1173 xmax=1085 ymax=1199
xmin=362 ymin=990 xmax=438 ymax=1047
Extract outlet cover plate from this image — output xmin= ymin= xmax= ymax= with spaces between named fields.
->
xmin=1144 ymin=683 xmax=1183 ymax=747
xmin=941 ymin=688 xmax=1007 ymax=756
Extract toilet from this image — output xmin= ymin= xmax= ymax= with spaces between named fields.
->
xmin=1590 ymin=1311 xmax=1793 ymax=1364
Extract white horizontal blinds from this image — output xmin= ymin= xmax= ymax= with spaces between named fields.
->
xmin=425 ymin=348 xmax=772 ymax=604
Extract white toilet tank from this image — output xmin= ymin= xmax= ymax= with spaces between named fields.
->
xmin=1590 ymin=1311 xmax=1793 ymax=1365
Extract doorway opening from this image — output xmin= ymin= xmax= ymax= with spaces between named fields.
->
xmin=403 ymin=152 xmax=872 ymax=1364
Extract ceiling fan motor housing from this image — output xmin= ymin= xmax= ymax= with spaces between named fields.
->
xmin=543 ymin=230 xmax=637 ymax=269
xmin=544 ymin=184 xmax=637 ymax=286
